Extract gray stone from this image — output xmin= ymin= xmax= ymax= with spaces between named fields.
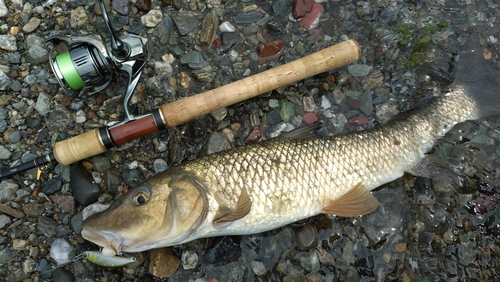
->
xmin=0 ymin=145 xmax=11 ymax=160
xmin=92 ymin=156 xmax=111 ymax=173
xmin=0 ymin=0 xmax=8 ymax=17
xmin=0 ymin=214 xmax=11 ymax=229
xmin=153 ymin=159 xmax=168 ymax=174
xmin=26 ymin=45 xmax=50 ymax=64
xmin=0 ymin=181 xmax=18 ymax=203
xmin=35 ymin=92 xmax=51 ymax=116
xmin=180 ymin=51 xmax=207 ymax=70
xmin=172 ymin=13 xmax=199 ymax=35
xmin=23 ymin=202 xmax=45 ymax=217
xmin=0 ymin=35 xmax=17 ymax=51
xmin=207 ymin=131 xmax=231 ymax=155
xmin=38 ymin=216 xmax=58 ymax=237
xmin=52 ymin=267 xmax=75 ymax=282
xmin=70 ymin=212 xmax=83 ymax=233
xmin=41 ymin=177 xmax=62 ymax=195
xmin=359 ymin=90 xmax=373 ymax=116
xmin=233 ymin=11 xmax=263 ymax=24
xmin=0 ymin=248 xmax=12 ymax=264
xmin=0 ymin=71 xmax=12 ymax=90
xmin=0 ymin=107 xmax=6 ymax=119
xmin=347 ymin=64 xmax=372 ymax=77
xmin=23 ymin=258 xmax=37 ymax=273
xmin=0 ymin=120 xmax=6 ymax=133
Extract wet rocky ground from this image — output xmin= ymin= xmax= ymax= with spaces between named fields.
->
xmin=1 ymin=0 xmax=500 ymax=280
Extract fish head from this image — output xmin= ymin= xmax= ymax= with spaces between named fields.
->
xmin=81 ymin=169 xmax=208 ymax=254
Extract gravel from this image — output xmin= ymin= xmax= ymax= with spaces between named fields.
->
xmin=0 ymin=0 xmax=499 ymax=280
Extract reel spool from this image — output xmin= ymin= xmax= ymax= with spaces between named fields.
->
xmin=46 ymin=0 xmax=149 ymax=123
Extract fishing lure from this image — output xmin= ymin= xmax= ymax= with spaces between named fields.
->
xmin=73 ymin=251 xmax=136 ymax=268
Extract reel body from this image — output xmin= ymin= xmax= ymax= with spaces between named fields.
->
xmin=46 ymin=0 xmax=150 ymax=123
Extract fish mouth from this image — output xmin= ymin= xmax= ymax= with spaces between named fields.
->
xmin=81 ymin=229 xmax=127 ymax=255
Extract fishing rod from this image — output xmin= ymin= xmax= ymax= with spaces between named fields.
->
xmin=0 ymin=19 xmax=361 ymax=180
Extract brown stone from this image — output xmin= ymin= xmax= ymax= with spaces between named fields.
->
xmin=135 ymin=0 xmax=151 ymax=12
xmin=292 ymin=0 xmax=313 ymax=19
xmin=257 ymin=39 xmax=284 ymax=65
xmin=0 ymin=203 xmax=25 ymax=218
xmin=149 ymin=247 xmax=180 ymax=278
xmin=200 ymin=11 xmax=218 ymax=46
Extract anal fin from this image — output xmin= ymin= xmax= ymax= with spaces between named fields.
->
xmin=321 ymin=183 xmax=379 ymax=217
xmin=213 ymin=188 xmax=252 ymax=224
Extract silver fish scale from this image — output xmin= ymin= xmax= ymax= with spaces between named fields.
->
xmin=182 ymin=88 xmax=477 ymax=235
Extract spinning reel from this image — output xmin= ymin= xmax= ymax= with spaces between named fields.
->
xmin=46 ymin=0 xmax=149 ymax=124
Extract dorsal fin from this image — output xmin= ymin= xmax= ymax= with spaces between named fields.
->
xmin=321 ymin=183 xmax=379 ymax=217
xmin=213 ymin=188 xmax=252 ymax=224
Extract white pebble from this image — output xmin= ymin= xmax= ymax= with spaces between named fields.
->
xmin=128 ymin=160 xmax=138 ymax=169
xmin=141 ymin=10 xmax=163 ymax=28
xmin=229 ymin=49 xmax=238 ymax=61
xmin=251 ymin=260 xmax=267 ymax=276
xmin=75 ymin=110 xmax=86 ymax=123
xmin=49 ymin=238 xmax=73 ymax=265
xmin=219 ymin=21 xmax=235 ymax=32
xmin=181 ymin=250 xmax=198 ymax=270
xmin=321 ymin=95 xmax=331 ymax=110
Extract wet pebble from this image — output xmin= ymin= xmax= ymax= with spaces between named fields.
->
xmin=219 ymin=21 xmax=235 ymax=32
xmin=70 ymin=163 xmax=102 ymax=206
xmin=245 ymin=125 xmax=262 ymax=144
xmin=292 ymin=0 xmax=313 ymax=19
xmin=92 ymin=156 xmax=111 ymax=173
xmin=207 ymin=131 xmax=231 ymax=154
xmin=251 ymin=260 xmax=267 ymax=276
xmin=295 ymin=223 xmax=318 ymax=250
xmin=0 ymin=145 xmax=11 ymax=159
xmin=22 ymin=17 xmax=41 ymax=33
xmin=284 ymin=267 xmax=307 ymax=282
xmin=267 ymin=109 xmax=283 ymax=125
xmin=257 ymin=40 xmax=284 ymax=64
xmin=0 ymin=35 xmax=17 ymax=51
xmin=347 ymin=64 xmax=372 ymax=77
xmin=23 ymin=258 xmax=37 ymax=273
xmin=38 ymin=216 xmax=58 ymax=237
xmin=42 ymin=177 xmax=62 ymax=195
xmin=0 ymin=0 xmax=7 ymax=17
xmin=23 ymin=202 xmax=45 ymax=217
xmin=52 ymin=267 xmax=75 ymax=282
xmin=0 ymin=203 xmax=25 ymax=218
xmin=233 ymin=11 xmax=263 ymax=24
xmin=149 ymin=247 xmax=180 ymax=278
xmin=112 ymin=0 xmax=130 ymax=15
xmin=303 ymin=113 xmax=318 ymax=125
xmin=321 ymin=95 xmax=331 ymax=110
xmin=201 ymin=11 xmax=218 ymax=46
xmin=181 ymin=249 xmax=198 ymax=270
xmin=135 ymin=0 xmax=151 ymax=12
xmin=122 ymin=169 xmax=145 ymax=186
xmin=9 ymin=130 xmax=21 ymax=143
xmin=210 ymin=107 xmax=227 ymax=122
xmin=49 ymin=195 xmax=75 ymax=215
xmin=299 ymin=3 xmax=323 ymax=29
xmin=0 ymin=248 xmax=12 ymax=264
xmin=172 ymin=13 xmax=199 ymax=35
xmin=277 ymin=100 xmax=295 ymax=122
xmin=153 ymin=159 xmax=168 ymax=173
xmin=141 ymin=10 xmax=162 ymax=27
xmin=0 ymin=214 xmax=11 ymax=229
xmin=299 ymin=251 xmax=320 ymax=273
xmin=0 ymin=180 xmax=18 ymax=203
xmin=49 ymin=238 xmax=73 ymax=265
xmin=204 ymin=236 xmax=240 ymax=264
xmin=266 ymin=122 xmax=287 ymax=138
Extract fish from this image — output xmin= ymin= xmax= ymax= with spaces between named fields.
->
xmin=81 ymin=32 xmax=500 ymax=257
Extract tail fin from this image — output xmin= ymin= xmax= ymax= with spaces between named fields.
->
xmin=453 ymin=30 xmax=500 ymax=118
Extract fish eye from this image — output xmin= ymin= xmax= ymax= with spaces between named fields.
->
xmin=132 ymin=188 xmax=150 ymax=205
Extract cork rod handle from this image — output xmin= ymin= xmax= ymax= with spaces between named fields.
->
xmin=159 ymin=39 xmax=362 ymax=128
xmin=52 ymin=39 xmax=362 ymax=165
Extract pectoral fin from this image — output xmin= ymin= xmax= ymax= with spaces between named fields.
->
xmin=213 ymin=188 xmax=252 ymax=224
xmin=321 ymin=183 xmax=379 ymax=217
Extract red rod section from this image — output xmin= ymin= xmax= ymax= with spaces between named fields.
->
xmin=109 ymin=115 xmax=159 ymax=145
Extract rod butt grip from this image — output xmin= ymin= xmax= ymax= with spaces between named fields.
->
xmin=53 ymin=128 xmax=108 ymax=165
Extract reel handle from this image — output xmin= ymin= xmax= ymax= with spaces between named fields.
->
xmin=51 ymin=40 xmax=361 ymax=165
